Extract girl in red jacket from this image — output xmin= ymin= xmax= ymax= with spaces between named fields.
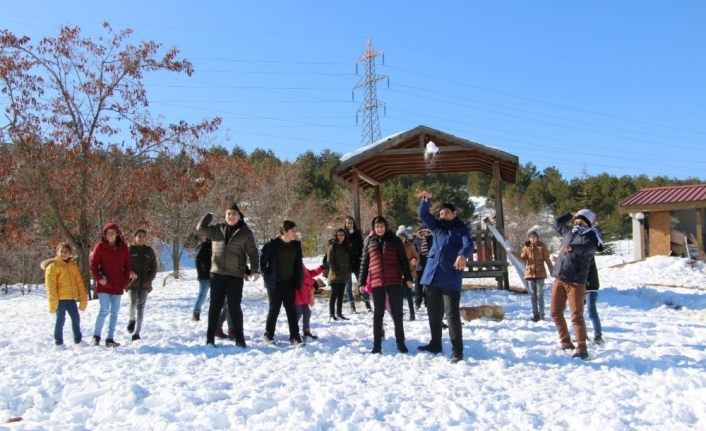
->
xmin=295 ymin=264 xmax=325 ymax=340
xmin=89 ymin=222 xmax=134 ymax=347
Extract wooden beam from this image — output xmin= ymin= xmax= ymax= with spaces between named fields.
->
xmin=696 ymin=208 xmax=704 ymax=252
xmin=493 ymin=161 xmax=509 ymax=289
xmin=352 ymin=170 xmax=361 ymax=229
xmin=374 ymin=184 xmax=383 ymax=216
xmin=352 ymin=168 xmax=379 ymax=186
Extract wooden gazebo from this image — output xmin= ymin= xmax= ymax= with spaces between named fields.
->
xmin=333 ymin=125 xmax=520 ymax=289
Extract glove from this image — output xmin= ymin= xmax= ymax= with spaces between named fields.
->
xmin=525 ymin=241 xmax=531 ymax=247
xmin=79 ymin=302 xmax=87 ymax=311
xmin=49 ymin=304 xmax=57 ymax=313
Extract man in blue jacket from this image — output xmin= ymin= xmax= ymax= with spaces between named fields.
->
xmin=417 ymin=192 xmax=473 ymax=363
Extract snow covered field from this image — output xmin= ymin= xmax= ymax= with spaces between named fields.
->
xmin=2 ymin=251 xmax=706 ymax=430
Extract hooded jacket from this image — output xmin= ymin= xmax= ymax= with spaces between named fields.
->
xmin=90 ymin=222 xmax=132 ymax=295
xmin=41 ymin=256 xmax=88 ymax=313
xmin=551 ymin=212 xmax=599 ymax=284
xmin=359 ymin=230 xmax=413 ymax=289
xmin=196 ymin=213 xmax=260 ymax=278
xmin=520 ymin=240 xmax=553 ymax=280
xmin=294 ymin=265 xmax=325 ymax=306
xmin=127 ymin=244 xmax=157 ymax=291
xmin=418 ymin=198 xmax=473 ymax=291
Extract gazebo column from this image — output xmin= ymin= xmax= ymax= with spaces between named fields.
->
xmin=374 ymin=185 xmax=383 ymax=216
xmin=352 ymin=170 xmax=361 ymax=228
xmin=494 ymin=162 xmax=510 ymax=290
xmin=696 ymin=208 xmax=704 ymax=253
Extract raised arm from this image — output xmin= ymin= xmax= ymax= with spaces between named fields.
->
xmin=418 ymin=198 xmax=440 ymax=231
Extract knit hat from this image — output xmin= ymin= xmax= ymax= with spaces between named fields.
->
xmin=575 ymin=209 xmax=597 ymax=227
xmin=396 ymin=225 xmax=408 ymax=237
xmin=527 ymin=225 xmax=541 ymax=238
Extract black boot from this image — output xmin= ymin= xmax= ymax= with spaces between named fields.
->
xmin=371 ymin=342 xmax=381 ymax=354
xmin=365 ymin=300 xmax=372 ymax=312
xmin=350 ymin=302 xmax=357 ymax=314
xmin=397 ymin=342 xmax=408 ymax=353
xmin=303 ymin=330 xmax=319 ymax=340
xmin=337 ymin=314 xmax=349 ymax=321
xmin=126 ymin=320 xmax=136 ymax=334
xmin=329 ymin=315 xmax=338 ymax=322
xmin=192 ymin=311 xmax=200 ymax=322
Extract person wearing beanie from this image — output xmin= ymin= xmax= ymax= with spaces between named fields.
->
xmin=396 ymin=226 xmax=419 ymax=321
xmin=196 ymin=202 xmax=260 ymax=348
xmin=517 ymin=226 xmax=553 ymax=322
xmin=416 ymin=192 xmax=472 ymax=364
xmin=549 ymin=209 xmax=601 ymax=360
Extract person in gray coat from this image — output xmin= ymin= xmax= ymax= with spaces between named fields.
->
xmin=196 ymin=202 xmax=260 ymax=347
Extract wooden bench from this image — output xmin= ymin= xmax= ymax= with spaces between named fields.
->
xmin=461 ymin=229 xmax=509 ymax=289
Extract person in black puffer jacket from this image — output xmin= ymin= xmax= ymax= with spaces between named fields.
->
xmin=550 ymin=209 xmax=603 ymax=360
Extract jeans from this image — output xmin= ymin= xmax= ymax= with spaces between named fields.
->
xmin=427 ymin=285 xmax=463 ymax=358
xmin=371 ymin=285 xmax=405 ymax=347
xmin=94 ymin=292 xmax=122 ymax=339
xmin=193 ymin=279 xmax=210 ymax=313
xmin=128 ymin=289 xmax=149 ymax=335
xmin=54 ymin=300 xmax=81 ymax=345
xmin=550 ymin=279 xmax=587 ymax=352
xmin=527 ymin=279 xmax=545 ymax=319
xmin=265 ymin=280 xmax=300 ymax=340
xmin=344 ymin=278 xmax=355 ymax=303
xmin=296 ymin=304 xmax=312 ymax=331
xmin=207 ymin=273 xmax=244 ymax=344
xmin=585 ymin=290 xmax=602 ymax=338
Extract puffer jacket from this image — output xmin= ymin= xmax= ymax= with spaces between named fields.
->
xmin=196 ymin=213 xmax=259 ymax=278
xmin=90 ymin=222 xmax=132 ymax=295
xmin=260 ymin=237 xmax=304 ymax=290
xmin=127 ymin=244 xmax=157 ymax=291
xmin=551 ymin=212 xmax=599 ymax=284
xmin=520 ymin=241 xmax=553 ymax=280
xmin=295 ymin=265 xmax=325 ymax=306
xmin=402 ymin=239 xmax=419 ymax=281
xmin=418 ymin=199 xmax=473 ymax=291
xmin=326 ymin=241 xmax=352 ymax=285
xmin=42 ymin=256 xmax=88 ymax=313
xmin=359 ymin=231 xmax=413 ymax=289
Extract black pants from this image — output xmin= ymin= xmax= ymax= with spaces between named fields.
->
xmin=329 ymin=283 xmax=345 ymax=316
xmin=207 ymin=273 xmax=244 ymax=344
xmin=415 ymin=269 xmax=427 ymax=307
xmin=403 ymin=285 xmax=415 ymax=318
xmin=427 ymin=285 xmax=463 ymax=358
xmin=265 ymin=280 xmax=301 ymax=341
xmin=371 ymin=285 xmax=405 ymax=347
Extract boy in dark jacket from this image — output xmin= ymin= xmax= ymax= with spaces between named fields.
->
xmin=550 ymin=209 xmax=602 ymax=360
xmin=126 ymin=229 xmax=157 ymax=341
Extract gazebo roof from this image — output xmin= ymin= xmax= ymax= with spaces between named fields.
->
xmin=334 ymin=125 xmax=519 ymax=189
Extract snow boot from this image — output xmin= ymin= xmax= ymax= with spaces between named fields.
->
xmin=594 ymin=335 xmax=604 ymax=346
xmin=91 ymin=335 xmax=101 ymax=346
xmin=364 ymin=300 xmax=372 ymax=312
xmin=192 ymin=311 xmax=200 ymax=322
xmin=350 ymin=302 xmax=357 ymax=314
xmin=572 ymin=351 xmax=589 ymax=360
xmin=214 ymin=327 xmax=227 ymax=339
xmin=371 ymin=343 xmax=381 ymax=354
xmin=126 ymin=320 xmax=136 ymax=334
xmin=397 ymin=342 xmax=408 ymax=353
xmin=105 ymin=338 xmax=121 ymax=348
xmin=561 ymin=342 xmax=576 ymax=351
xmin=263 ymin=333 xmax=276 ymax=345
xmin=336 ymin=314 xmax=349 ymax=321
xmin=303 ymin=330 xmax=319 ymax=340
xmin=131 ymin=333 xmax=141 ymax=342
xmin=329 ymin=315 xmax=338 ymax=322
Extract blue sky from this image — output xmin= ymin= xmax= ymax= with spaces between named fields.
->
xmin=3 ymin=1 xmax=706 ymax=180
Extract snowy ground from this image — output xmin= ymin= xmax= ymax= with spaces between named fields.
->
xmin=2 ymin=248 xmax=706 ymax=430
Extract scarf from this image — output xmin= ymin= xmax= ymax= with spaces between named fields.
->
xmin=572 ymin=225 xmax=604 ymax=248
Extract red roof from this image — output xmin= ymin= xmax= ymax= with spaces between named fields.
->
xmin=621 ymin=184 xmax=706 ymax=208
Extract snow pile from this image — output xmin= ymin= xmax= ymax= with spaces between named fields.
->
xmin=1 ymin=255 xmax=705 ymax=429
xmin=602 ymin=256 xmax=706 ymax=290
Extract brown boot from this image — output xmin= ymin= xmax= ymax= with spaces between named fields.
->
xmin=214 ymin=327 xmax=227 ymax=339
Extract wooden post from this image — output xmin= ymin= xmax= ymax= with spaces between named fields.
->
xmin=352 ymin=170 xmax=361 ymax=228
xmin=374 ymin=184 xmax=383 ymax=216
xmin=493 ymin=162 xmax=510 ymax=290
xmin=696 ymin=208 xmax=704 ymax=253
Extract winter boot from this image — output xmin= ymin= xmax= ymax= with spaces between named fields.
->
xmin=329 ymin=315 xmax=338 ymax=322
xmin=131 ymin=333 xmax=141 ymax=342
xmin=397 ymin=342 xmax=409 ymax=353
xmin=227 ymin=329 xmax=237 ymax=340
xmin=263 ymin=333 xmax=276 ymax=345
xmin=126 ymin=320 xmax=136 ymax=334
xmin=192 ymin=311 xmax=200 ymax=322
xmin=235 ymin=338 xmax=247 ymax=348
xmin=371 ymin=342 xmax=381 ymax=354
xmin=410 ymin=309 xmax=416 ymax=321
xmin=105 ymin=338 xmax=121 ymax=348
xmin=594 ymin=335 xmax=604 ymax=346
xmin=337 ymin=314 xmax=349 ymax=321
xmin=303 ymin=330 xmax=319 ymax=340
xmin=572 ymin=351 xmax=589 ymax=360
xmin=214 ymin=327 xmax=227 ymax=339
xmin=364 ymin=300 xmax=372 ymax=313
xmin=350 ymin=302 xmax=357 ymax=314
xmin=290 ymin=335 xmax=305 ymax=347
xmin=561 ymin=342 xmax=576 ymax=351
xmin=91 ymin=335 xmax=101 ymax=346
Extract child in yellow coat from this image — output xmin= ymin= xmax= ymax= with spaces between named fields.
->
xmin=41 ymin=242 xmax=88 ymax=346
